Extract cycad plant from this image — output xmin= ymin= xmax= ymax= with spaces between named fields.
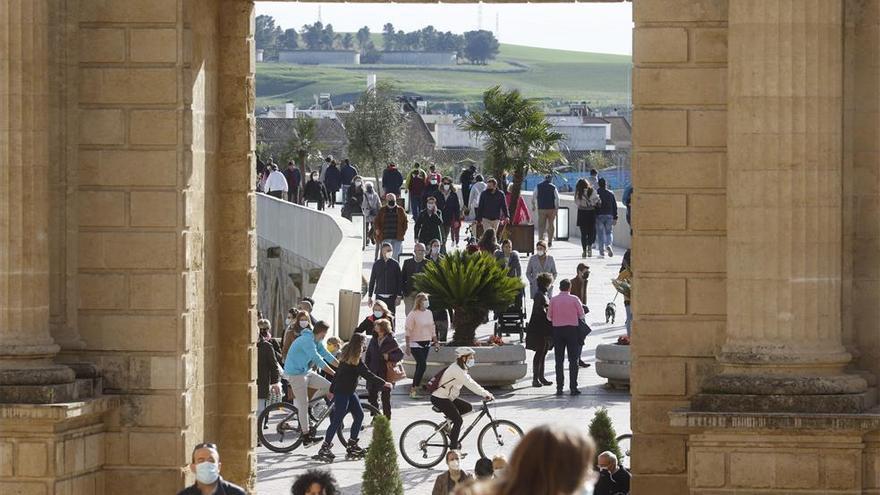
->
xmin=413 ymin=251 xmax=523 ymax=345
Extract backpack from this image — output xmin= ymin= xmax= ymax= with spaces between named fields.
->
xmin=423 ymin=366 xmax=455 ymax=394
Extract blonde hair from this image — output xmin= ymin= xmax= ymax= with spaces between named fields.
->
xmin=257 ymin=318 xmax=271 ymax=330
xmin=415 ymin=292 xmax=430 ymax=311
xmin=339 ymin=333 xmax=366 ymax=365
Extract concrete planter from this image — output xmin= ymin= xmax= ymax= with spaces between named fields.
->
xmin=595 ymin=344 xmax=631 ymax=389
xmin=402 ymin=344 xmax=528 ymax=387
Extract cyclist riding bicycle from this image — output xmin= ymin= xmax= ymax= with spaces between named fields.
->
xmin=430 ymin=347 xmax=494 ymax=451
xmin=283 ymin=320 xmax=339 ymax=445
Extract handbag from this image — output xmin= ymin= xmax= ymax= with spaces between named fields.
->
xmin=385 ymin=360 xmax=407 ymax=383
xmin=578 ymin=319 xmax=592 ymax=342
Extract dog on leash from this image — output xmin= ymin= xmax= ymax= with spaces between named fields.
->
xmin=605 ymin=302 xmax=616 ymax=324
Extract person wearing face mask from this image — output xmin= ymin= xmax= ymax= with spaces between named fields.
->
xmin=465 ymin=175 xmax=486 ymax=222
xmin=494 ymin=239 xmax=522 ymax=279
xmin=322 ymin=159 xmax=341 ymax=208
xmin=401 ymin=243 xmax=429 ymax=314
xmin=594 ymin=451 xmax=631 ymax=495
xmin=425 ymin=239 xmax=451 ymax=341
xmin=303 ymin=170 xmax=328 ymax=210
xmin=284 ymin=321 xmax=339 ymax=445
xmin=339 ymin=158 xmax=359 ymax=203
xmin=532 ymin=174 xmax=560 ymax=247
xmin=407 ymin=167 xmax=427 ymax=221
xmin=355 ymin=299 xmax=394 ymax=336
xmin=568 ymin=263 xmax=593 ymax=369
xmin=341 ymin=174 xmax=364 ymax=220
xmin=425 ymin=164 xmax=442 ymax=195
xmin=475 ymin=178 xmax=509 ymax=234
xmin=257 ymin=319 xmax=282 ymax=419
xmin=430 ymin=347 xmax=494 ymax=450
xmin=373 ymin=193 xmax=407 ymax=260
xmin=415 ymin=197 xmax=444 ymax=247
xmin=367 ymin=242 xmax=403 ymax=317
xmin=460 ymin=164 xmax=477 ymax=205
xmin=405 ymin=293 xmax=439 ymax=398
xmin=382 ymin=162 xmax=405 ymax=197
xmin=361 ymin=181 xmax=381 ymax=248
xmin=547 ymin=279 xmax=587 ymax=396
xmin=264 ymin=163 xmax=289 ymax=200
xmin=177 ymin=443 xmax=246 ymax=495
xmin=432 ymin=451 xmax=473 ymax=495
xmin=525 ymin=273 xmax=554 ymax=387
xmin=284 ymin=160 xmax=302 ymax=204
xmin=281 ymin=310 xmax=313 ymax=363
xmin=365 ymin=318 xmax=404 ymax=418
xmin=431 ymin=177 xmax=461 ymax=247
xmin=298 ymin=298 xmax=319 ymax=326
xmin=427 ymin=239 xmax=443 ymax=263
xmin=526 ymin=240 xmax=557 ymax=298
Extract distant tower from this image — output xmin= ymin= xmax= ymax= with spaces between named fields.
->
xmin=317 ymin=5 xmax=322 ymax=23
xmin=495 ymin=12 xmax=500 ymax=37
xmin=477 ymin=2 xmax=483 ymax=30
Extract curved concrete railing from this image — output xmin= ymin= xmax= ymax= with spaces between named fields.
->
xmin=257 ymin=193 xmax=362 ymax=338
xmin=521 ymin=190 xmax=631 ymax=250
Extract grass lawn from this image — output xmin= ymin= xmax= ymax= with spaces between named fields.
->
xmin=256 ymin=42 xmax=631 ymax=109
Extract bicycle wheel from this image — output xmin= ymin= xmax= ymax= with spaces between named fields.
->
xmin=399 ymin=420 xmax=449 ymax=468
xmin=477 ymin=419 xmax=523 ymax=460
xmin=333 ymin=402 xmax=382 ymax=447
xmin=258 ymin=402 xmax=304 ymax=453
xmin=616 ymin=433 xmax=632 ymax=469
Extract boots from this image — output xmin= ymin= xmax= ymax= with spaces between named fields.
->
xmin=345 ymin=439 xmax=367 ymax=460
xmin=313 ymin=442 xmax=335 ymax=463
xmin=532 ymin=377 xmax=543 ymax=388
xmin=539 ymin=376 xmax=553 ymax=386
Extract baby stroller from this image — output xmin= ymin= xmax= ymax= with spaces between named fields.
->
xmin=493 ymin=288 xmax=526 ymax=342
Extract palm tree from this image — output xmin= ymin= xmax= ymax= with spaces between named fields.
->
xmin=461 ymin=86 xmax=565 ymax=223
xmin=413 ymin=251 xmax=522 ymax=345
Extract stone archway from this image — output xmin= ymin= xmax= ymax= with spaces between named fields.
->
xmin=4 ymin=1 xmax=880 ymax=494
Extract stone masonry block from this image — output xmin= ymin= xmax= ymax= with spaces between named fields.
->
xmin=119 ymin=394 xmax=180 ymax=428
xmin=775 ymin=453 xmax=819 ymax=489
xmin=637 ymin=277 xmax=687 ymax=315
xmin=104 ymin=469 xmax=180 ymax=494
xmin=630 ymin=474 xmax=687 ymax=494
xmin=632 ymin=358 xmax=687 ymax=395
xmin=635 ymin=68 xmax=727 ymax=105
xmin=688 ymin=193 xmax=726 ymax=230
xmin=149 ymin=356 xmax=180 ymax=390
xmin=84 ymin=433 xmax=104 ymax=471
xmin=103 ymin=433 xmax=128 ymax=466
xmin=79 ymin=150 xmax=177 ymax=187
xmin=730 ymin=452 xmax=773 ymax=488
xmin=79 ymin=28 xmax=125 ymax=63
xmin=129 ymin=110 xmax=178 ymax=145
xmin=80 ymin=68 xmax=177 ymax=105
xmin=77 ymin=273 xmax=126 ymax=310
xmin=824 ymin=453 xmax=859 ymax=490
xmin=687 ymin=277 xmax=726 ymax=315
xmin=636 ymin=234 xmax=726 ymax=273
xmin=635 ymin=28 xmax=688 ymax=63
xmin=690 ymin=450 xmax=726 ymax=487
xmin=63 ymin=437 xmax=84 ymax=475
xmin=689 ymin=110 xmax=726 ymax=147
xmin=0 ymin=442 xmax=12 ymax=476
xmin=0 ymin=482 xmax=47 ymax=495
xmin=633 ymin=434 xmax=686 ymax=474
xmin=102 ymin=233 xmax=177 ymax=270
xmin=79 ymin=0 xmax=178 ymax=23
xmin=130 ymin=191 xmax=178 ymax=227
xmin=634 ymin=319 xmax=721 ymax=358
xmin=129 ymin=432 xmax=178 ymax=466
xmin=634 ymin=0 xmax=728 ymax=23
xmin=17 ymin=442 xmax=48 ymax=477
xmin=78 ymin=315 xmax=178 ymax=352
xmin=77 ymin=191 xmax=125 ymax=227
xmin=130 ymin=29 xmax=178 ymax=63
xmin=693 ymin=28 xmax=728 ymax=63
xmin=634 ymin=193 xmax=686 ymax=230
xmin=129 ymin=273 xmax=177 ymax=310
xmin=633 ymin=151 xmax=726 ymax=189
xmin=630 ymin=398 xmax=691 ymax=435
xmin=79 ymin=109 xmax=125 ymax=145
xmin=633 ymin=110 xmax=687 ymax=147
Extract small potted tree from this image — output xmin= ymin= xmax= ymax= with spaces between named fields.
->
xmin=406 ymin=251 xmax=528 ymax=386
xmin=361 ymin=415 xmax=403 ymax=495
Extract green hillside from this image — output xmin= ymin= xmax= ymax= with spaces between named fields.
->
xmin=256 ymin=42 xmax=631 ymax=109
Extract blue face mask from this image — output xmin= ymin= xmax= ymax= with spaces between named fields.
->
xmin=195 ymin=461 xmax=220 ymax=484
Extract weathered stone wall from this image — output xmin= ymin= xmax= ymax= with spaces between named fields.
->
xmin=630 ymin=1 xmax=728 ymax=492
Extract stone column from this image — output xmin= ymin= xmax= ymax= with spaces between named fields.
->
xmin=0 ymin=0 xmax=75 ymax=403
xmin=694 ymin=0 xmax=867 ymax=413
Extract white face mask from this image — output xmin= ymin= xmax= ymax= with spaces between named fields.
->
xmin=299 ymin=320 xmax=309 ymax=329
xmin=448 ymin=460 xmax=460 ymax=471
xmin=311 ymin=175 xmax=318 ymax=181
xmin=443 ymin=184 xmax=451 ymax=191
xmin=430 ymin=179 xmax=438 ymax=185
xmin=423 ymin=300 xmax=430 ymax=309
xmin=431 ymin=246 xmax=440 ymax=255
xmin=466 ymin=357 xmax=475 ymax=367
xmin=355 ymin=180 xmax=362 ymax=187
xmin=536 ymin=249 xmax=546 ymax=256
xmin=382 ymin=250 xmax=392 ymax=259
xmin=285 ymin=317 xmax=293 ymax=326
xmin=373 ymin=310 xmax=383 ymax=318
xmin=428 ymin=204 xmax=436 ymax=211
xmin=195 ymin=461 xmax=220 ymax=485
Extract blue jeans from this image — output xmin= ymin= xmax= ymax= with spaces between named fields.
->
xmin=552 ymin=326 xmax=582 ymax=391
xmin=411 ymin=195 xmax=422 ymax=221
xmin=596 ymin=214 xmax=614 ymax=251
xmin=324 ymin=393 xmax=364 ymax=443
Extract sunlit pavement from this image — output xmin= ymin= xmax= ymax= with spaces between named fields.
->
xmin=257 ymin=208 xmax=631 ymax=494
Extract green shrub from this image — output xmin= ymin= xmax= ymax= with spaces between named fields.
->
xmin=361 ymin=415 xmax=403 ymax=495
xmin=588 ymin=407 xmax=622 ymax=464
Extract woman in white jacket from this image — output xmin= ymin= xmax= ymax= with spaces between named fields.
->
xmin=465 ymin=175 xmax=486 ymax=222
xmin=430 ymin=347 xmax=494 ymax=450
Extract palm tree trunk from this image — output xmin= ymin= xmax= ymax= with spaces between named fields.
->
xmin=451 ymin=307 xmax=487 ymax=345
xmin=508 ymin=167 xmax=525 ymax=222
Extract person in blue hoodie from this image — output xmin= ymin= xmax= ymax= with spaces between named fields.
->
xmin=283 ymin=320 xmax=339 ymax=445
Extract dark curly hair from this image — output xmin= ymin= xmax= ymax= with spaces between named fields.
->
xmin=290 ymin=469 xmax=339 ymax=495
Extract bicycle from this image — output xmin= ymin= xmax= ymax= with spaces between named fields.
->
xmin=258 ymin=389 xmax=381 ymax=454
xmin=399 ymin=399 xmax=523 ymax=468
xmin=616 ymin=433 xmax=632 ymax=469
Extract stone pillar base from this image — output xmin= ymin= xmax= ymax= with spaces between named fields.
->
xmin=671 ymin=410 xmax=880 ymax=493
xmin=0 ymin=397 xmax=116 ymax=494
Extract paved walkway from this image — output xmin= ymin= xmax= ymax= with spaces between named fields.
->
xmin=257 ymin=206 xmax=631 ymax=494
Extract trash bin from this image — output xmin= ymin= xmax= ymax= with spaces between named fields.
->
xmin=555 ymin=207 xmax=570 ymax=241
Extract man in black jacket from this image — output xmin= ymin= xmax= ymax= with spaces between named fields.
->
xmin=460 ymin=164 xmax=476 ymax=205
xmin=177 ymin=443 xmax=246 ymax=495
xmin=595 ymin=178 xmax=618 ymax=258
xmin=401 ymin=243 xmax=428 ymax=314
xmin=594 ymin=451 xmax=631 ymax=495
xmin=381 ymin=163 xmax=404 ymax=197
xmin=475 ymin=178 xmax=509 ymax=233
xmin=340 ymin=158 xmax=359 ymax=202
xmin=367 ymin=242 xmax=402 ymax=315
